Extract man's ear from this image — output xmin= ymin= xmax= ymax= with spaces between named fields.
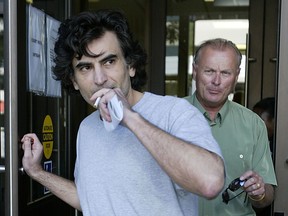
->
xmin=70 ymin=76 xmax=79 ymax=90
xmin=129 ymin=66 xmax=136 ymax=77
xmin=234 ymin=68 xmax=241 ymax=85
xmin=192 ymin=63 xmax=197 ymax=81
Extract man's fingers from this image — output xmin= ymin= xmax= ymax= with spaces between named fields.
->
xmin=22 ymin=142 xmax=33 ymax=159
xmin=22 ymin=135 xmax=37 ymax=157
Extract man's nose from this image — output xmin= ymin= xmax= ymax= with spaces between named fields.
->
xmin=93 ymin=67 xmax=108 ymax=85
xmin=212 ymin=73 xmax=221 ymax=85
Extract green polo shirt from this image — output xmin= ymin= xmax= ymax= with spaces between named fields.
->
xmin=185 ymin=94 xmax=277 ymax=216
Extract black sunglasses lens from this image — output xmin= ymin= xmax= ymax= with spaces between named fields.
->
xmin=229 ymin=178 xmax=243 ymax=191
xmin=222 ymin=177 xmax=246 ymax=204
xmin=222 ymin=190 xmax=229 ymax=204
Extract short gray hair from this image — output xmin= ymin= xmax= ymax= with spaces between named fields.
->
xmin=193 ymin=38 xmax=242 ymax=67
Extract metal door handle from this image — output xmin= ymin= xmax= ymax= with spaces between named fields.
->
xmin=0 ymin=165 xmax=4 ymax=173
xmin=19 ymin=167 xmax=25 ymax=174
xmin=0 ymin=165 xmax=25 ymax=174
xmin=248 ymin=57 xmax=257 ymax=62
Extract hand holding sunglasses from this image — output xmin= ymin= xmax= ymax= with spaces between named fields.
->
xmin=222 ymin=177 xmax=246 ymax=204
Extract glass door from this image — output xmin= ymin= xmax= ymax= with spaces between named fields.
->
xmin=0 ymin=0 xmax=77 ymax=214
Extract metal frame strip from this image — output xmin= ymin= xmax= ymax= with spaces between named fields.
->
xmin=4 ymin=0 xmax=18 ymax=215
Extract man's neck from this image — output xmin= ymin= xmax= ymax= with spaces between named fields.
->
xmin=195 ymin=95 xmax=225 ymax=122
xmin=127 ymin=89 xmax=144 ymax=106
xmin=204 ymin=109 xmax=219 ymax=122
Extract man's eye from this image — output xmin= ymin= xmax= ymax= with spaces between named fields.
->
xmin=103 ymin=59 xmax=115 ymax=66
xmin=80 ymin=65 xmax=91 ymax=71
xmin=204 ymin=70 xmax=214 ymax=75
xmin=221 ymin=71 xmax=231 ymax=77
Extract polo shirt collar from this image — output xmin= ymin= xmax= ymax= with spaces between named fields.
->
xmin=191 ymin=93 xmax=230 ymax=125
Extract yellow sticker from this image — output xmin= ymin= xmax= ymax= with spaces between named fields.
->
xmin=42 ymin=115 xmax=53 ymax=159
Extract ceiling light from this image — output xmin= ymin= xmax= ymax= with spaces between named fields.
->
xmin=212 ymin=20 xmax=249 ymax=29
xmin=214 ymin=0 xmax=249 ymax=6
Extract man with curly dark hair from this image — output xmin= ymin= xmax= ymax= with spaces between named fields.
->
xmin=21 ymin=10 xmax=225 ymax=215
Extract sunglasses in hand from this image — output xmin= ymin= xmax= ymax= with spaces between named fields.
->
xmin=222 ymin=177 xmax=246 ymax=204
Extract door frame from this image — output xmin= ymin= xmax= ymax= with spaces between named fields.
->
xmin=274 ymin=0 xmax=288 ymax=214
xmin=4 ymin=0 xmax=19 ymax=215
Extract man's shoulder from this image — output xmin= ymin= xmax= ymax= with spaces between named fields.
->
xmin=228 ymin=100 xmax=254 ymax=114
xmin=228 ymin=100 xmax=264 ymax=123
xmin=145 ymin=92 xmax=189 ymax=105
xmin=183 ymin=94 xmax=194 ymax=103
xmin=79 ymin=111 xmax=98 ymax=127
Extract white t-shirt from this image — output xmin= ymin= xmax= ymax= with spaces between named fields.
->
xmin=74 ymin=92 xmax=222 ymax=216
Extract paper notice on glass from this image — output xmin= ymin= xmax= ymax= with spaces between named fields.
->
xmin=45 ymin=15 xmax=61 ymax=98
xmin=27 ymin=4 xmax=46 ymax=95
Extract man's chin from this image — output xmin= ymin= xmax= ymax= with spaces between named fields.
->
xmin=206 ymin=96 xmax=224 ymax=106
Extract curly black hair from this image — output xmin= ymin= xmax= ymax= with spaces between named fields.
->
xmin=53 ymin=9 xmax=147 ymax=94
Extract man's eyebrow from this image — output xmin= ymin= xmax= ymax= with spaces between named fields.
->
xmin=203 ymin=67 xmax=215 ymax=71
xmin=75 ymin=62 xmax=92 ymax=69
xmin=74 ymin=54 xmax=118 ymax=69
xmin=99 ymin=54 xmax=118 ymax=63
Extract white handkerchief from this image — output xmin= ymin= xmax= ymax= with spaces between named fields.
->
xmin=103 ymin=95 xmax=123 ymax=131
